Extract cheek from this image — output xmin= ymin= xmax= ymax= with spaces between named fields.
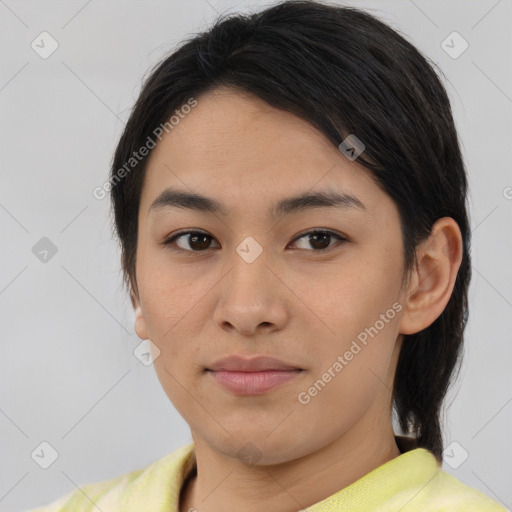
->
xmin=138 ymin=258 xmax=208 ymax=341
xmin=295 ymin=310 xmax=400 ymax=437
xmin=300 ymin=254 xmax=401 ymax=340
xmin=300 ymin=253 xmax=402 ymax=399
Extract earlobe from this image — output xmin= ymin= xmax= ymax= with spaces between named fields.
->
xmin=399 ymin=217 xmax=463 ymax=335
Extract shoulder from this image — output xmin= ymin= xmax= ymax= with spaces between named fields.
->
xmin=415 ymin=467 xmax=508 ymax=511
xmin=387 ymin=439 xmax=507 ymax=511
xmin=25 ymin=471 xmax=140 ymax=512
xmin=25 ymin=443 xmax=195 ymax=512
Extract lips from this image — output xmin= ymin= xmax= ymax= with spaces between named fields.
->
xmin=206 ymin=355 xmax=304 ymax=395
xmin=206 ymin=355 xmax=302 ymax=372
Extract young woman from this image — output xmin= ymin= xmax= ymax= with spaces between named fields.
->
xmin=28 ymin=1 xmax=507 ymax=510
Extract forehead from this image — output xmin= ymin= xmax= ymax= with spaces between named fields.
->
xmin=140 ymin=88 xmax=386 ymax=217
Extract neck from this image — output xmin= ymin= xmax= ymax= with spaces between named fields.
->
xmin=179 ymin=420 xmax=401 ymax=512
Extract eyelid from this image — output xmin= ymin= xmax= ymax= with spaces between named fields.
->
xmin=162 ymin=229 xmax=219 ymax=251
xmin=162 ymin=228 xmax=347 ymax=253
xmin=291 ymin=228 xmax=347 ymax=243
xmin=289 ymin=229 xmax=347 ymax=251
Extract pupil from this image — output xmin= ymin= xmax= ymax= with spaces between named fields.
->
xmin=311 ymin=233 xmax=329 ymax=249
xmin=187 ymin=233 xmax=331 ymax=251
xmin=191 ymin=234 xmax=210 ymax=250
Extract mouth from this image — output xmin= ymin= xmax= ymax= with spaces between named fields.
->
xmin=205 ymin=355 xmax=305 ymax=396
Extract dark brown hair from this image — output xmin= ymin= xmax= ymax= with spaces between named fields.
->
xmin=109 ymin=0 xmax=471 ymax=461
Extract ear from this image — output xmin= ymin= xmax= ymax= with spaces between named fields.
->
xmin=122 ymin=254 xmax=149 ymax=340
xmin=399 ymin=217 xmax=463 ymax=335
xmin=131 ymin=288 xmax=149 ymax=340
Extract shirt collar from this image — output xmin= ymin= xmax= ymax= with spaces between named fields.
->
xmin=120 ymin=437 xmax=439 ymax=512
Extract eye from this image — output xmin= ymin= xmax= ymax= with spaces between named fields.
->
xmin=162 ymin=229 xmax=346 ymax=254
xmin=163 ymin=230 xmax=219 ymax=252
xmin=289 ymin=229 xmax=347 ymax=252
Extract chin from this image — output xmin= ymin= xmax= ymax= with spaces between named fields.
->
xmin=198 ymin=427 xmax=316 ymax=467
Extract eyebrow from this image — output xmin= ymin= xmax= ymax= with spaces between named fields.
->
xmin=148 ymin=187 xmax=365 ymax=218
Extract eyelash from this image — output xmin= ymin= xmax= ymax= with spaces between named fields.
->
xmin=161 ymin=229 xmax=347 ymax=255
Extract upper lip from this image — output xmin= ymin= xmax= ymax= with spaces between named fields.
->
xmin=206 ymin=355 xmax=302 ymax=372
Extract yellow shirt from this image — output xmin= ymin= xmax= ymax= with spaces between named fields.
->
xmin=27 ymin=442 xmax=507 ymax=511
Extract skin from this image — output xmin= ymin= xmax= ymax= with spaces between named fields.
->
xmin=130 ymin=87 xmax=463 ymax=512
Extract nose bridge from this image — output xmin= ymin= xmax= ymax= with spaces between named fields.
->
xmin=228 ymin=234 xmax=271 ymax=298
xmin=213 ymin=234 xmax=287 ymax=334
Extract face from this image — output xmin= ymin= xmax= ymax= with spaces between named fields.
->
xmin=132 ymin=87 xmax=408 ymax=464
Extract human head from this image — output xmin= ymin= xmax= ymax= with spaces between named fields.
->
xmin=109 ymin=0 xmax=470 ymax=461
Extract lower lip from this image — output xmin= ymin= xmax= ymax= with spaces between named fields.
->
xmin=207 ymin=370 xmax=303 ymax=395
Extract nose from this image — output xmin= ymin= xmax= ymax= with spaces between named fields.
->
xmin=212 ymin=241 xmax=289 ymax=337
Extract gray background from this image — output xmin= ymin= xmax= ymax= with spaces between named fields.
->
xmin=1 ymin=0 xmax=511 ymax=510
